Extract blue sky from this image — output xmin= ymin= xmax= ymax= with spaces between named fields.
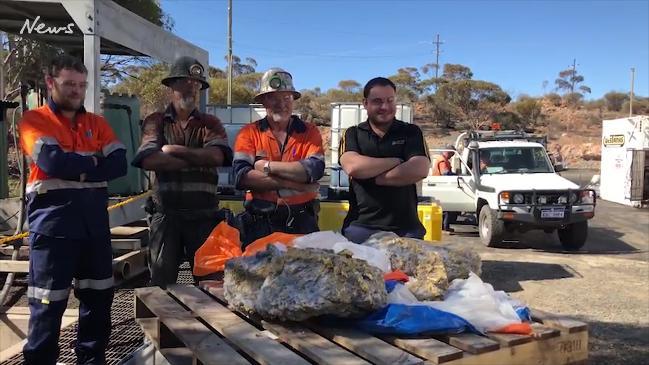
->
xmin=162 ymin=0 xmax=649 ymax=99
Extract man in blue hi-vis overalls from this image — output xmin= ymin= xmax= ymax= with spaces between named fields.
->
xmin=18 ymin=54 xmax=127 ymax=364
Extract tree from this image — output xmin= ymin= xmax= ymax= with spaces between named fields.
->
xmin=603 ymin=91 xmax=628 ymax=112
xmin=388 ymin=67 xmax=422 ymax=102
xmin=337 ymin=80 xmax=361 ymax=94
xmin=442 ymin=64 xmax=473 ymax=80
xmin=235 ymin=72 xmax=262 ymax=92
xmin=437 ymin=78 xmax=511 ymax=130
xmin=544 ymin=93 xmax=562 ymax=107
xmin=111 ymin=63 xmax=169 ymax=116
xmin=209 ymin=66 xmax=226 ymax=79
xmin=622 ymin=97 xmax=649 ymax=115
xmin=115 ymin=0 xmax=174 ymax=30
xmin=493 ymin=111 xmax=523 ymax=130
xmin=563 ymin=92 xmax=583 ymax=108
xmin=424 ymin=94 xmax=461 ymax=128
xmin=514 ymin=95 xmax=543 ymax=128
xmin=209 ymin=78 xmax=256 ymax=105
xmin=555 ymin=67 xmax=591 ymax=95
xmin=227 ymin=55 xmax=257 ymax=77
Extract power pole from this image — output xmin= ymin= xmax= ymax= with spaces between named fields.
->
xmin=570 ymin=58 xmax=577 ymax=93
xmin=0 ymin=31 xmax=5 ymax=99
xmin=227 ymin=0 xmax=233 ymax=105
xmin=630 ymin=67 xmax=635 ymax=117
xmin=432 ymin=34 xmax=443 ymax=91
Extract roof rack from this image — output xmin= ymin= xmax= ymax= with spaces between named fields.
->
xmin=463 ymin=130 xmax=548 ymax=147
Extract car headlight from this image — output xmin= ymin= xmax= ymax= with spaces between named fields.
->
xmin=513 ymin=193 xmax=525 ymax=204
xmin=558 ymin=195 xmax=568 ymax=204
xmin=499 ymin=192 xmax=510 ymax=205
xmin=579 ymin=190 xmax=595 ymax=204
xmin=569 ymin=192 xmax=579 ymax=204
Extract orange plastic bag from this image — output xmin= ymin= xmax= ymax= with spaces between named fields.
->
xmin=491 ymin=322 xmax=533 ymax=335
xmin=243 ymin=232 xmax=301 ymax=256
xmin=193 ymin=221 xmax=243 ymax=276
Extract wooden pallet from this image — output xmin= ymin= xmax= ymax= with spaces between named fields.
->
xmin=134 ymin=282 xmax=588 ymax=365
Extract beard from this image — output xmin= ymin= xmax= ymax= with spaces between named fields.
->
xmin=52 ymin=84 xmax=84 ymax=111
xmin=270 ymin=112 xmax=289 ymax=123
xmin=178 ymin=94 xmax=196 ymax=111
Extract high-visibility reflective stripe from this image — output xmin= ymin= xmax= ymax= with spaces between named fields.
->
xmin=26 ymin=179 xmax=108 ymax=194
xmin=103 ymin=141 xmax=126 ymax=156
xmin=278 ymin=185 xmax=320 ymax=197
xmin=205 ymin=138 xmax=228 ymax=148
xmin=278 ymin=188 xmax=302 ymax=197
xmin=27 ymin=286 xmax=70 ymax=302
xmin=137 ymin=142 xmax=158 ymax=153
xmin=157 ymin=181 xmax=219 ymax=194
xmin=32 ymin=136 xmax=108 ymax=159
xmin=32 ymin=136 xmax=59 ymax=161
xmin=233 ymin=152 xmax=254 ymax=164
xmin=74 ymin=277 xmax=114 ymax=290
xmin=75 ymin=151 xmax=96 ymax=156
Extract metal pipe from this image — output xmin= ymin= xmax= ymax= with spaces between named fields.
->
xmin=0 ymin=85 xmax=29 ymax=307
xmin=227 ymin=0 xmax=233 ymax=105
xmin=630 ymin=67 xmax=635 ymax=117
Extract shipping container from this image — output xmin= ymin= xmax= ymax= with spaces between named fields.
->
xmin=600 ymin=116 xmax=649 ymax=207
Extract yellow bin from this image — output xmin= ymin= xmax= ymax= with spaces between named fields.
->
xmin=318 ymin=201 xmax=442 ymax=242
xmin=218 ymin=199 xmax=442 ymax=242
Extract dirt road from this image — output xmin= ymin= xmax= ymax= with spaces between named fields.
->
xmin=444 ymin=199 xmax=649 ymax=365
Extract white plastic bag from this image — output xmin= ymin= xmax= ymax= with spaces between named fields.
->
xmin=332 ymin=241 xmax=391 ymax=273
xmin=387 ymin=281 xmax=419 ymax=304
xmin=293 ymin=231 xmax=391 ymax=272
xmin=293 ymin=231 xmax=348 ymax=250
xmin=422 ymin=272 xmax=522 ymax=333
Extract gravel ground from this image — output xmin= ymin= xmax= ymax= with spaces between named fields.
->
xmin=445 ymin=198 xmax=649 ymax=365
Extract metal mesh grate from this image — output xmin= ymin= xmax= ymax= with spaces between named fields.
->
xmin=2 ymin=290 xmax=144 ymax=365
xmin=176 ymin=261 xmax=195 ymax=285
xmin=1 ymin=261 xmax=200 ymax=364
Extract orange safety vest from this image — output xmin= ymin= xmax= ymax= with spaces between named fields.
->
xmin=20 ymin=104 xmax=124 ymax=194
xmin=431 ymin=155 xmax=451 ymax=176
xmin=233 ymin=117 xmax=324 ymax=205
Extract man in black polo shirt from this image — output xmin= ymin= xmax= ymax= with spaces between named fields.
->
xmin=339 ymin=77 xmax=430 ymax=244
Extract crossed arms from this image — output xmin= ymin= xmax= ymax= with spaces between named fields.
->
xmin=340 ymin=152 xmax=430 ymax=186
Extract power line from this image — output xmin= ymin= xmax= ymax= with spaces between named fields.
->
xmin=234 ymin=42 xmax=430 ymax=60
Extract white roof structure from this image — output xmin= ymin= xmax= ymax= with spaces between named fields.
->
xmin=0 ymin=0 xmax=209 ymax=112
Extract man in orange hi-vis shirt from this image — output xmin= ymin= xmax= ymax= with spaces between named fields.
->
xmin=19 ymin=55 xmax=127 ymax=365
xmin=232 ymin=68 xmax=325 ymax=246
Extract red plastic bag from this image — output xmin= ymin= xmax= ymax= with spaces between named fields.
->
xmin=384 ymin=269 xmax=409 ymax=283
xmin=193 ymin=221 xmax=242 ymax=276
xmin=243 ymin=232 xmax=301 ymax=256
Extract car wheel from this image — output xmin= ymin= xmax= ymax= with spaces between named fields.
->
xmin=479 ymin=205 xmax=506 ymax=247
xmin=558 ymin=221 xmax=588 ymax=251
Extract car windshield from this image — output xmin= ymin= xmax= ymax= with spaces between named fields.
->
xmin=479 ymin=147 xmax=553 ymax=174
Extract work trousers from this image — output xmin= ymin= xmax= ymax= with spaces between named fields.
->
xmin=23 ymin=233 xmax=114 ymax=365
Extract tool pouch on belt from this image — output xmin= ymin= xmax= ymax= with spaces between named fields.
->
xmin=234 ymin=200 xmax=274 ymax=248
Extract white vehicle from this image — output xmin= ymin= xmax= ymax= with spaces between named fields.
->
xmin=423 ymin=131 xmax=596 ymax=250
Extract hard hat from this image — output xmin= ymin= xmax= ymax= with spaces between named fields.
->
xmin=161 ymin=56 xmax=209 ymax=90
xmin=254 ymin=68 xmax=301 ymax=103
